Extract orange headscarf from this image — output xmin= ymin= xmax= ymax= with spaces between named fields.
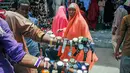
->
xmin=52 ymin=6 xmax=68 ymax=37
xmin=64 ymin=3 xmax=92 ymax=40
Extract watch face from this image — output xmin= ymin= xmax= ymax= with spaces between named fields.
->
xmin=84 ymin=70 xmax=88 ymax=73
xmin=70 ymin=58 xmax=75 ymax=63
xmin=68 ymin=52 xmax=72 ymax=57
xmin=63 ymin=59 xmax=69 ymax=62
xmin=84 ymin=48 xmax=88 ymax=53
xmin=57 ymin=61 xmax=63 ymax=66
xmin=78 ymin=44 xmax=84 ymax=50
xmin=85 ymin=63 xmax=89 ymax=66
xmin=50 ymin=34 xmax=55 ymax=38
xmin=82 ymin=65 xmax=86 ymax=70
xmin=56 ymin=36 xmax=62 ymax=40
xmin=44 ymin=57 xmax=50 ymax=61
xmin=73 ymin=38 xmax=78 ymax=42
xmin=73 ymin=64 xmax=78 ymax=69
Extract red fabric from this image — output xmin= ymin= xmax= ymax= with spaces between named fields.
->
xmin=0 ymin=9 xmax=6 ymax=20
xmin=52 ymin=6 xmax=68 ymax=37
xmin=87 ymin=0 xmax=99 ymax=30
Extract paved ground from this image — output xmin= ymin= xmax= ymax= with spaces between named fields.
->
xmin=91 ymin=29 xmax=112 ymax=48
xmin=90 ymin=48 xmax=120 ymax=73
xmin=89 ymin=30 xmax=120 ymax=73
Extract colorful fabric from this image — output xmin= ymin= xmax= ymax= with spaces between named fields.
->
xmin=64 ymin=3 xmax=92 ymax=40
xmin=58 ymin=3 xmax=97 ymax=70
xmin=0 ymin=9 xmax=6 ymax=20
xmin=87 ymin=0 xmax=99 ymax=30
xmin=52 ymin=6 xmax=68 ymax=37
xmin=0 ymin=18 xmax=26 ymax=73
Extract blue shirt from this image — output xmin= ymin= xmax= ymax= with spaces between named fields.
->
xmin=25 ymin=16 xmax=40 ymax=56
xmin=80 ymin=0 xmax=91 ymax=11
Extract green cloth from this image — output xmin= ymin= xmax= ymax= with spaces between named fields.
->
xmin=18 ymin=0 xmax=30 ymax=5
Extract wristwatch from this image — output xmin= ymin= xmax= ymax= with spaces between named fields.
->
xmin=78 ymin=36 xmax=83 ymax=43
xmin=57 ymin=61 xmax=64 ymax=66
xmin=77 ymin=70 xmax=83 ymax=73
xmin=82 ymin=65 xmax=87 ymax=70
xmin=78 ymin=44 xmax=84 ymax=50
xmin=47 ymin=31 xmax=53 ymax=35
xmin=68 ymin=40 xmax=73 ymax=57
xmin=73 ymin=38 xmax=78 ymax=43
xmin=70 ymin=58 xmax=75 ymax=63
xmin=56 ymin=61 xmax=64 ymax=72
xmin=61 ymin=38 xmax=67 ymax=53
xmin=73 ymin=64 xmax=78 ymax=69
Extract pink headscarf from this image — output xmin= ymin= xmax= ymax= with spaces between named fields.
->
xmin=52 ymin=6 xmax=68 ymax=37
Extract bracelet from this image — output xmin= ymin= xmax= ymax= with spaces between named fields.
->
xmin=49 ymin=38 xmax=53 ymax=46
xmin=34 ymin=57 xmax=42 ymax=68
xmin=41 ymin=33 xmax=45 ymax=42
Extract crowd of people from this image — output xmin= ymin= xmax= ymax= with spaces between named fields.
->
xmin=0 ymin=0 xmax=130 ymax=73
xmin=0 ymin=0 xmax=97 ymax=73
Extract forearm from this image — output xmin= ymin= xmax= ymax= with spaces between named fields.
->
xmin=116 ymin=33 xmax=125 ymax=51
xmin=112 ymin=27 xmax=117 ymax=35
xmin=41 ymin=33 xmax=57 ymax=45
xmin=19 ymin=54 xmax=44 ymax=69
xmin=26 ymin=27 xmax=57 ymax=44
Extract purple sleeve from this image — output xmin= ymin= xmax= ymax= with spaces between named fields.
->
xmin=0 ymin=18 xmax=26 ymax=63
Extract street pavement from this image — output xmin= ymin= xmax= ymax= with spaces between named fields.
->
xmin=89 ymin=30 xmax=120 ymax=73
xmin=91 ymin=30 xmax=112 ymax=48
xmin=89 ymin=48 xmax=120 ymax=73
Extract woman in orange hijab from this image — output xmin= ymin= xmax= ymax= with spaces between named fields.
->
xmin=58 ymin=3 xmax=98 ymax=70
xmin=52 ymin=6 xmax=68 ymax=37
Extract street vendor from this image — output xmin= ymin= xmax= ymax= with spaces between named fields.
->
xmin=58 ymin=3 xmax=98 ymax=70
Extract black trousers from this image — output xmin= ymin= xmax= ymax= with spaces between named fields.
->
xmin=47 ymin=0 xmax=54 ymax=17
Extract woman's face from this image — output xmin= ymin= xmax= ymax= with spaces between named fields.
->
xmin=68 ymin=8 xmax=76 ymax=18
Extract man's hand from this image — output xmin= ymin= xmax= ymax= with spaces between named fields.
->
xmin=114 ymin=50 xmax=122 ymax=61
xmin=112 ymin=30 xmax=116 ymax=35
xmin=56 ymin=29 xmax=63 ymax=33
